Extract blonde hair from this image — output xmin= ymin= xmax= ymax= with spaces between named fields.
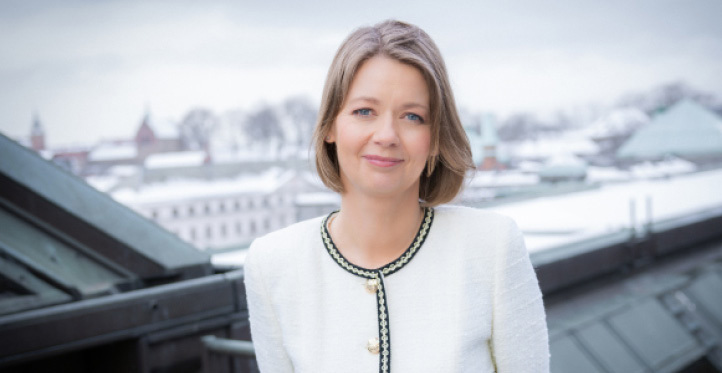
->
xmin=313 ymin=20 xmax=474 ymax=206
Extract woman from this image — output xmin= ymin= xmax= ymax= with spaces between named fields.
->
xmin=244 ymin=20 xmax=549 ymax=372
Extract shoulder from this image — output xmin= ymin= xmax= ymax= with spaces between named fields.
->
xmin=430 ymin=205 xmax=525 ymax=256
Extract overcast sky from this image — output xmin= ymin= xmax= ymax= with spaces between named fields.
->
xmin=1 ymin=0 xmax=721 ymax=146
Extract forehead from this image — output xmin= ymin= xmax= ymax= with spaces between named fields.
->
xmin=345 ymin=56 xmax=429 ymax=108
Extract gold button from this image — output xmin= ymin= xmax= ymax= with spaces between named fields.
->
xmin=365 ymin=278 xmax=379 ymax=293
xmin=367 ymin=337 xmax=380 ymax=354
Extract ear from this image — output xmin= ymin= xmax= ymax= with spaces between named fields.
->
xmin=325 ymin=126 xmax=336 ymax=144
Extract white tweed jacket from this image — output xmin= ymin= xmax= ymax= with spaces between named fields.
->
xmin=244 ymin=205 xmax=549 ymax=373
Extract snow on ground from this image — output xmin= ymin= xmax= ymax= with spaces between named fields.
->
xmin=487 ymin=168 xmax=722 ymax=252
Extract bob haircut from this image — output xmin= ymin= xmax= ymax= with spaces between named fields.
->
xmin=313 ymin=19 xmax=474 ymax=206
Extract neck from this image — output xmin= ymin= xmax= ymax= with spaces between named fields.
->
xmin=330 ymin=192 xmax=424 ymax=269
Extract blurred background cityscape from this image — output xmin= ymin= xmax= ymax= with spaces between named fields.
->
xmin=2 ymin=1 xmax=722 ymax=372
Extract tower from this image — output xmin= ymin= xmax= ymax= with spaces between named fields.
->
xmin=30 ymin=112 xmax=45 ymax=151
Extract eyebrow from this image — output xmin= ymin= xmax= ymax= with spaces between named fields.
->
xmin=347 ymin=96 xmax=429 ymax=111
xmin=400 ymin=103 xmax=429 ymax=111
xmin=348 ymin=96 xmax=380 ymax=105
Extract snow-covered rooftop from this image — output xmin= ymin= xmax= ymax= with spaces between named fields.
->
xmin=295 ymin=192 xmax=340 ymax=206
xmin=538 ymin=154 xmax=587 ymax=179
xmin=487 ymin=168 xmax=722 ymax=253
xmin=107 ymin=164 xmax=141 ymax=177
xmin=618 ymin=99 xmax=722 ymax=159
xmin=85 ymin=175 xmax=121 ymax=193
xmin=467 ymin=170 xmax=539 ymax=188
xmin=112 ymin=168 xmax=296 ymax=204
xmin=507 ymin=133 xmax=598 ymax=160
xmin=629 ymin=157 xmax=696 ymax=179
xmin=88 ymin=142 xmax=137 ymax=162
xmin=145 ymin=151 xmax=206 ymax=169
xmin=149 ymin=118 xmax=180 ymax=139
xmin=585 ymin=107 xmax=649 ymax=138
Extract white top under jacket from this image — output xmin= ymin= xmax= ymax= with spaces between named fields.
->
xmin=244 ymin=205 xmax=550 ymax=373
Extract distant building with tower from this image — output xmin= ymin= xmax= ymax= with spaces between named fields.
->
xmin=465 ymin=113 xmax=504 ymax=170
xmin=29 ymin=112 xmax=45 ymax=152
xmin=134 ymin=111 xmax=185 ymax=159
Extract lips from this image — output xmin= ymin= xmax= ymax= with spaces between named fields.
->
xmin=363 ymin=155 xmax=403 ymax=167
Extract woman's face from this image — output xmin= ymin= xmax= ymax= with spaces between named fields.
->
xmin=327 ymin=55 xmax=432 ymax=200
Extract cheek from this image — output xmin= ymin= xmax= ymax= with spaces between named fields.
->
xmin=335 ymin=121 xmax=367 ymax=151
xmin=411 ymin=130 xmax=432 ymax=157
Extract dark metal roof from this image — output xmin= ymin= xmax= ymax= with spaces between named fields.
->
xmin=529 ymin=181 xmax=722 ymax=372
xmin=545 ymin=236 xmax=722 ymax=372
xmin=0 ymin=134 xmax=247 ymax=372
xmin=0 ymin=133 xmax=212 ymax=316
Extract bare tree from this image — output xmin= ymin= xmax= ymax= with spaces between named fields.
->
xmin=244 ymin=105 xmax=285 ymax=144
xmin=282 ymin=96 xmax=317 ymax=148
xmin=498 ymin=113 xmax=543 ymax=141
xmin=179 ymin=108 xmax=219 ymax=150
xmin=617 ymin=81 xmax=720 ymax=115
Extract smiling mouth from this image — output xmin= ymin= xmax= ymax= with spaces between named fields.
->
xmin=363 ymin=155 xmax=403 ymax=167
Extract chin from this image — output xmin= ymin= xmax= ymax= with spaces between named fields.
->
xmin=361 ymin=182 xmax=419 ymax=199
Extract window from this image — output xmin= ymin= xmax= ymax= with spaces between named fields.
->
xmin=206 ymin=226 xmax=212 ymax=239
xmin=188 ymin=206 xmax=194 ymax=216
xmin=172 ymin=207 xmax=178 ymax=218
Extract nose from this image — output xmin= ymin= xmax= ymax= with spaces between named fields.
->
xmin=372 ymin=113 xmax=399 ymax=147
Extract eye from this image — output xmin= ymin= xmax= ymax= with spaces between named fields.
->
xmin=404 ymin=113 xmax=425 ymax=124
xmin=352 ymin=108 xmax=373 ymax=117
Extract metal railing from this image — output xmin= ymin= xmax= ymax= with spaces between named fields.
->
xmin=201 ymin=335 xmax=256 ymax=373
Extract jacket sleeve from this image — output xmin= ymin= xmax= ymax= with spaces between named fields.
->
xmin=244 ymin=239 xmax=294 ymax=372
xmin=490 ymin=217 xmax=550 ymax=372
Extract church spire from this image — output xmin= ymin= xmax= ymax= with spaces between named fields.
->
xmin=30 ymin=111 xmax=45 ymax=151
